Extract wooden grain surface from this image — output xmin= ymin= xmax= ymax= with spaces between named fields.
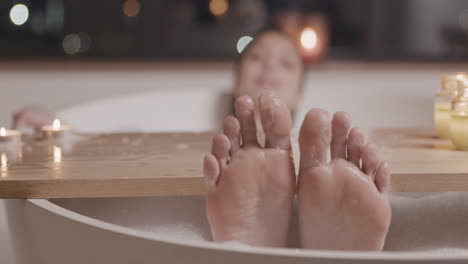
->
xmin=372 ymin=128 xmax=468 ymax=192
xmin=0 ymin=128 xmax=467 ymax=198
xmin=0 ymin=133 xmax=212 ymax=198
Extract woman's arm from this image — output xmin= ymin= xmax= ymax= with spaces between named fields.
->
xmin=12 ymin=106 xmax=55 ymax=134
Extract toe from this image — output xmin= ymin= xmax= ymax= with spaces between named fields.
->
xmin=259 ymin=93 xmax=292 ymax=150
xmin=235 ymin=96 xmax=258 ymax=147
xmin=347 ymin=127 xmax=365 ymax=168
xmin=211 ymin=134 xmax=231 ymax=169
xmin=331 ymin=112 xmax=351 ymax=160
xmin=361 ymin=143 xmax=380 ymax=180
xmin=204 ymin=154 xmax=220 ymax=188
xmin=375 ymin=161 xmax=391 ymax=194
xmin=299 ymin=108 xmax=332 ymax=170
xmin=223 ymin=115 xmax=241 ymax=155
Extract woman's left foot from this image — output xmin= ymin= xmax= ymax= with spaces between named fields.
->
xmin=297 ymin=110 xmax=392 ymax=251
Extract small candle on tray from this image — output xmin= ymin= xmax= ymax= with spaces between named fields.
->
xmin=0 ymin=127 xmax=21 ymax=143
xmin=41 ymin=119 xmax=71 ymax=139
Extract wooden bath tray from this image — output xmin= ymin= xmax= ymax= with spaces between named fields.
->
xmin=372 ymin=128 xmax=468 ymax=192
xmin=0 ymin=128 xmax=467 ymax=198
xmin=0 ymin=133 xmax=211 ymax=198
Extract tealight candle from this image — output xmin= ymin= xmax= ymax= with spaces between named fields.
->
xmin=0 ymin=127 xmax=22 ymax=143
xmin=41 ymin=119 xmax=72 ymax=139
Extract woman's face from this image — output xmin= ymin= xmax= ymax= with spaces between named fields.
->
xmin=235 ymin=31 xmax=304 ymax=111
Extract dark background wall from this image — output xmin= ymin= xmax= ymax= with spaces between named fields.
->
xmin=1 ymin=0 xmax=468 ymax=60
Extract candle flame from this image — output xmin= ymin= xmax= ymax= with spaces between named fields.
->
xmin=300 ymin=27 xmax=318 ymax=50
xmin=53 ymin=119 xmax=61 ymax=131
xmin=53 ymin=145 xmax=62 ymax=164
xmin=0 ymin=127 xmax=6 ymax=137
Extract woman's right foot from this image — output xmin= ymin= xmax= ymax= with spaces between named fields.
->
xmin=204 ymin=94 xmax=296 ymax=247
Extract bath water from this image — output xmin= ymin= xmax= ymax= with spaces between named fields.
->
xmin=450 ymin=113 xmax=468 ymax=150
xmin=434 ymin=102 xmax=451 ymax=139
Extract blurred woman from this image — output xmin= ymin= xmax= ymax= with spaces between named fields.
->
xmin=13 ymin=26 xmax=305 ymax=133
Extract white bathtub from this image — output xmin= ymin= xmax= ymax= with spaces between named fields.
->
xmin=4 ymin=67 xmax=468 ymax=263
xmin=5 ymin=193 xmax=468 ymax=264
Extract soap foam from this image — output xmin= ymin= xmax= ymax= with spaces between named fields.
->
xmin=53 ymin=194 xmax=468 ymax=254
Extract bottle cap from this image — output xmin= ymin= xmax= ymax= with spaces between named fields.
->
xmin=441 ymin=73 xmax=467 ymax=92
xmin=456 ymin=78 xmax=468 ymax=99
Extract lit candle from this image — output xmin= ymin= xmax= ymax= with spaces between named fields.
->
xmin=0 ymin=127 xmax=22 ymax=143
xmin=299 ymin=14 xmax=329 ymax=62
xmin=300 ymin=27 xmax=318 ymax=51
xmin=41 ymin=119 xmax=71 ymax=139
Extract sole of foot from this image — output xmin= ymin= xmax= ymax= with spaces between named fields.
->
xmin=204 ymin=94 xmax=296 ymax=247
xmin=297 ymin=109 xmax=391 ymax=251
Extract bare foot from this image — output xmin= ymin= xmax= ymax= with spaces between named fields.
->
xmin=297 ymin=110 xmax=391 ymax=251
xmin=204 ymin=94 xmax=295 ymax=247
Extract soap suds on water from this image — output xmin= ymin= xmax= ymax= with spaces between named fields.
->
xmin=140 ymin=223 xmax=207 ymax=241
xmin=61 ymin=194 xmax=468 ymax=256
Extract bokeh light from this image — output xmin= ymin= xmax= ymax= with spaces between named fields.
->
xmin=236 ymin=36 xmax=253 ymax=53
xmin=123 ymin=0 xmax=141 ymax=17
xmin=300 ymin=27 xmax=318 ymax=50
xmin=63 ymin=33 xmax=92 ymax=55
xmin=209 ymin=0 xmax=229 ymax=17
xmin=10 ymin=4 xmax=29 ymax=26
xmin=63 ymin=34 xmax=81 ymax=55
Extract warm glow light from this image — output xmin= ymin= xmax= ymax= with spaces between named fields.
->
xmin=53 ymin=145 xmax=62 ymax=164
xmin=209 ymin=0 xmax=229 ymax=16
xmin=456 ymin=74 xmax=466 ymax=80
xmin=1 ymin=153 xmax=7 ymax=177
xmin=123 ymin=0 xmax=141 ymax=17
xmin=0 ymin=127 xmax=6 ymax=137
xmin=53 ymin=119 xmax=61 ymax=131
xmin=10 ymin=4 xmax=29 ymax=26
xmin=62 ymin=32 xmax=91 ymax=55
xmin=300 ymin=27 xmax=318 ymax=50
xmin=63 ymin=34 xmax=81 ymax=55
xmin=237 ymin=36 xmax=253 ymax=53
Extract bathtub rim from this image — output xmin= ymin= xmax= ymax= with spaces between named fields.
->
xmin=21 ymin=198 xmax=468 ymax=261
